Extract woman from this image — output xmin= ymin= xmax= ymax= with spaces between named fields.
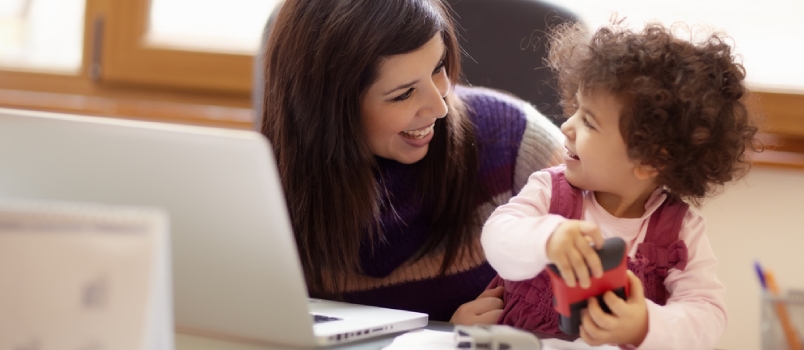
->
xmin=260 ymin=0 xmax=563 ymax=323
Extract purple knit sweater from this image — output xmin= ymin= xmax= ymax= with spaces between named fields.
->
xmin=340 ymin=86 xmax=563 ymax=321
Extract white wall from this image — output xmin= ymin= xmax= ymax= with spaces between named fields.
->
xmin=702 ymin=166 xmax=804 ymax=349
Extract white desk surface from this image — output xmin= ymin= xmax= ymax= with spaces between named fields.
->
xmin=174 ymin=323 xmax=618 ymax=350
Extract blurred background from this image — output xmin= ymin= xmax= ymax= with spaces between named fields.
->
xmin=1 ymin=1 xmax=802 ymax=348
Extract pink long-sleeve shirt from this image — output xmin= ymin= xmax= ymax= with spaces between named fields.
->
xmin=481 ymin=170 xmax=727 ymax=349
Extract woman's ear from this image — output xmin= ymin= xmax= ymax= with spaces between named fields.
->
xmin=633 ymin=163 xmax=659 ymax=180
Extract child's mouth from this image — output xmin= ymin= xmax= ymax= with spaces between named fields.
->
xmin=566 ymin=148 xmax=580 ymax=160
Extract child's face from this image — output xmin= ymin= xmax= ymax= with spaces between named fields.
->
xmin=560 ymin=89 xmax=643 ymax=194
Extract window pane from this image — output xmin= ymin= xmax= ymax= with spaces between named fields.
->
xmin=543 ymin=0 xmax=804 ymax=92
xmin=147 ymin=0 xmax=279 ymax=54
xmin=0 ymin=0 xmax=85 ymax=73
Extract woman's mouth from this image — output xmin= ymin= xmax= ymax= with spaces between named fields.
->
xmin=400 ymin=123 xmax=435 ymax=140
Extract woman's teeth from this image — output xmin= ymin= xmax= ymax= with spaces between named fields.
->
xmin=567 ymin=149 xmax=579 ymax=160
xmin=400 ymin=124 xmax=434 ymax=140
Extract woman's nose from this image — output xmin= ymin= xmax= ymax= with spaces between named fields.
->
xmin=424 ymin=73 xmax=450 ymax=119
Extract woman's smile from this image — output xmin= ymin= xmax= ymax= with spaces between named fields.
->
xmin=400 ymin=122 xmax=435 ymax=140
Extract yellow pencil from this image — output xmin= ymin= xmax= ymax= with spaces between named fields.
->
xmin=765 ymin=270 xmax=802 ymax=350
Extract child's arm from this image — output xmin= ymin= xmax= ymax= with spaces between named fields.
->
xmin=481 ymin=171 xmax=570 ymax=280
xmin=634 ymin=212 xmax=727 ymax=350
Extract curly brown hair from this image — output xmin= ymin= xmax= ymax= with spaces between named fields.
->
xmin=547 ymin=21 xmax=760 ymax=206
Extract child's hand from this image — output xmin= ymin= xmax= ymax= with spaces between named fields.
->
xmin=546 ymin=220 xmax=605 ymax=288
xmin=579 ymin=270 xmax=649 ymax=347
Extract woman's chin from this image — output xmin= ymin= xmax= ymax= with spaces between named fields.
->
xmin=391 ymin=146 xmax=429 ymax=164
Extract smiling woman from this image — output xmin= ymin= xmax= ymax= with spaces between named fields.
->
xmin=360 ymin=34 xmax=450 ymax=164
xmin=260 ymin=0 xmax=564 ymax=324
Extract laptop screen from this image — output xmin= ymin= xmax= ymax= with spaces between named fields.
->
xmin=0 ymin=108 xmax=320 ymax=345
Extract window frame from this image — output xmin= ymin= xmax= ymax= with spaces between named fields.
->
xmin=0 ymin=0 xmax=254 ymax=129
xmin=101 ymin=0 xmax=255 ymax=94
xmin=0 ymin=0 xmax=801 ymax=141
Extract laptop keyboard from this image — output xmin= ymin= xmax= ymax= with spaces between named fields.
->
xmin=312 ymin=314 xmax=342 ymax=324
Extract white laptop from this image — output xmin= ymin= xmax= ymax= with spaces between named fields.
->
xmin=0 ymin=108 xmax=427 ymax=347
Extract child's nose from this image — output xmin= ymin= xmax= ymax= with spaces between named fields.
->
xmin=560 ymin=119 xmax=574 ymax=139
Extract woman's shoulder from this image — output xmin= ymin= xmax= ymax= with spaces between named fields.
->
xmin=454 ymin=84 xmax=533 ymax=120
xmin=453 ymin=85 xmax=562 ymax=141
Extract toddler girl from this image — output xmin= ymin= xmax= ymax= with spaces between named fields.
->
xmin=481 ymin=21 xmax=759 ymax=349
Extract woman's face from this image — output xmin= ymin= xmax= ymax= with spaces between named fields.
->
xmin=360 ymin=34 xmax=451 ymax=164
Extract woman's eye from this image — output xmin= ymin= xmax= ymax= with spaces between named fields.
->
xmin=391 ymin=88 xmax=414 ymax=102
xmin=433 ymin=60 xmax=445 ymax=74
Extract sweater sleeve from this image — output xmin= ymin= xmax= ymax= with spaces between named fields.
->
xmin=635 ymin=211 xmax=727 ymax=349
xmin=513 ymin=101 xmax=565 ymax=193
xmin=481 ymin=171 xmax=567 ymax=280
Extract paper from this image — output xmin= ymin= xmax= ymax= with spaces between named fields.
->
xmin=382 ymin=328 xmax=620 ymax=350
xmin=0 ymin=200 xmax=173 ymax=350
xmin=382 ymin=329 xmax=455 ymax=350
xmin=542 ymin=338 xmax=620 ymax=350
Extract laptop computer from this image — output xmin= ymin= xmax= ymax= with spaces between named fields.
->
xmin=0 ymin=107 xmax=427 ymax=347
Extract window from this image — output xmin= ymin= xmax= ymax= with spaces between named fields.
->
xmin=0 ymin=0 xmax=800 ymax=137
xmin=546 ymin=0 xmax=803 ymax=92
xmin=543 ymin=0 xmax=804 ymax=139
xmin=0 ymin=0 xmax=279 ymax=129
xmin=0 ymin=0 xmax=85 ymax=73
xmin=101 ymin=0 xmax=278 ymax=93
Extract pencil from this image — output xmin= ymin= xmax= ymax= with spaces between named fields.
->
xmin=765 ymin=270 xmax=802 ymax=350
xmin=755 ymin=261 xmax=767 ymax=290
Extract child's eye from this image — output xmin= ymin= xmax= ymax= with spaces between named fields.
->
xmin=391 ymin=88 xmax=414 ymax=102
xmin=582 ymin=115 xmax=595 ymax=130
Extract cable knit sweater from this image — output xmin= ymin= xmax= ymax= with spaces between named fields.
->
xmin=339 ymin=85 xmax=564 ymax=321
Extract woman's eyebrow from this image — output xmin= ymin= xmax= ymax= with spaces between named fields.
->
xmin=384 ymin=80 xmax=418 ymax=96
xmin=384 ymin=42 xmax=446 ymax=96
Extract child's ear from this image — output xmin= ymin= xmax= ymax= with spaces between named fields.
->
xmin=633 ymin=164 xmax=659 ymax=180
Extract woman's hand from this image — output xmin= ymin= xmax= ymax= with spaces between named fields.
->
xmin=580 ymin=270 xmax=649 ymax=347
xmin=546 ymin=220 xmax=605 ymax=289
xmin=449 ymin=286 xmax=504 ymax=325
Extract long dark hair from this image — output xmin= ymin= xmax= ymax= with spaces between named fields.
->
xmin=261 ymin=0 xmax=479 ymax=295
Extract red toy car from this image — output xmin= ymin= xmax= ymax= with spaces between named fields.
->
xmin=546 ymin=237 xmax=630 ymax=335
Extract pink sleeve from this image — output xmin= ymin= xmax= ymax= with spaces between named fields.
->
xmin=636 ymin=211 xmax=727 ymax=349
xmin=480 ymin=171 xmax=567 ymax=281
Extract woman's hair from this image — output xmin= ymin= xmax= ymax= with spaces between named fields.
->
xmin=261 ymin=0 xmax=479 ymax=295
xmin=548 ymin=21 xmax=760 ymax=206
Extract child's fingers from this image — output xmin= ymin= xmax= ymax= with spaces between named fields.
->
xmin=602 ymin=291 xmax=628 ymax=316
xmin=625 ymin=270 xmax=645 ymax=304
xmin=587 ymin=297 xmax=617 ymax=330
xmin=553 ymin=254 xmax=578 ymax=288
xmin=575 ymin=234 xmax=604 ymax=279
xmin=578 ymin=221 xmax=605 ymax=248
xmin=567 ymin=248 xmax=592 ymax=288
xmin=580 ymin=310 xmax=606 ymax=345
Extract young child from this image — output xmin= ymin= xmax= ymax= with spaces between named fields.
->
xmin=481 ymin=21 xmax=759 ymax=349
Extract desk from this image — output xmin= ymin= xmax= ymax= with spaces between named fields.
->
xmin=174 ymin=321 xmax=609 ymax=350
xmin=175 ymin=322 xmax=452 ymax=350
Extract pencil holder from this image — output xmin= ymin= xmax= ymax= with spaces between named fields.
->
xmin=761 ymin=290 xmax=804 ymax=350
